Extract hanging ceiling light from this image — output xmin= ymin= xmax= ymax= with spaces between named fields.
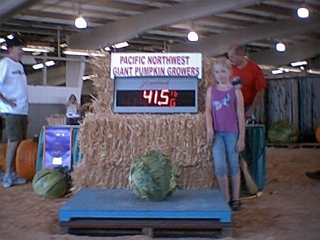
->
xmin=75 ymin=16 xmax=87 ymax=29
xmin=275 ymin=42 xmax=286 ymax=52
xmin=297 ymin=5 xmax=309 ymax=18
xmin=187 ymin=31 xmax=198 ymax=42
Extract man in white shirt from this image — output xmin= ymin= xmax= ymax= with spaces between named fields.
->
xmin=0 ymin=34 xmax=28 ymax=188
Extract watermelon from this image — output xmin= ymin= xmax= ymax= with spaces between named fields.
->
xmin=268 ymin=120 xmax=299 ymax=143
xmin=32 ymin=168 xmax=70 ymax=199
xmin=129 ymin=150 xmax=179 ymax=201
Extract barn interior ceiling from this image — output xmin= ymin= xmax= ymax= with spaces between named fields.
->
xmin=0 ymin=0 xmax=320 ymax=79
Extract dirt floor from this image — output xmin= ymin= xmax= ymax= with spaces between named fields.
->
xmin=0 ymin=148 xmax=319 ymax=240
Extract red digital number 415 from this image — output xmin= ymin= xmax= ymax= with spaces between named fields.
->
xmin=143 ymin=90 xmax=177 ymax=107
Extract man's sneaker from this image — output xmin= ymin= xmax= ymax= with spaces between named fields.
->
xmin=2 ymin=173 xmax=13 ymax=188
xmin=11 ymin=172 xmax=27 ymax=185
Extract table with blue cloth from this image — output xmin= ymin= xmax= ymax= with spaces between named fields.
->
xmin=36 ymin=125 xmax=82 ymax=172
xmin=242 ymin=124 xmax=266 ymax=191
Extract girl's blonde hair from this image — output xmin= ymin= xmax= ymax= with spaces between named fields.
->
xmin=212 ymin=57 xmax=233 ymax=74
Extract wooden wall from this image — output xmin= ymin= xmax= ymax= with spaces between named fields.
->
xmin=261 ymin=76 xmax=320 ymax=142
xmin=299 ymin=77 xmax=320 ymax=141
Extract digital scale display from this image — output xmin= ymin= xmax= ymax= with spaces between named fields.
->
xmin=114 ymin=77 xmax=198 ymax=113
xmin=117 ymin=90 xmax=195 ymax=107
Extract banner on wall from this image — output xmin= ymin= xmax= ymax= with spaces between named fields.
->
xmin=110 ymin=52 xmax=202 ymax=79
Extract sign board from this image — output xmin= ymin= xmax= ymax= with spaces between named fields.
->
xmin=110 ymin=52 xmax=202 ymax=79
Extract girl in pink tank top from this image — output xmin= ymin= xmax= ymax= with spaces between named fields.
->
xmin=205 ymin=57 xmax=245 ymax=211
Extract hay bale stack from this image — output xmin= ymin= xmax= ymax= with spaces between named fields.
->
xmin=72 ymin=56 xmax=217 ymax=191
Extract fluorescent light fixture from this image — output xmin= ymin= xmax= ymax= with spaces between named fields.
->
xmin=307 ymin=69 xmax=320 ymax=75
xmin=187 ymin=31 xmax=199 ymax=42
xmin=290 ymin=61 xmax=307 ymax=67
xmin=45 ymin=60 xmax=55 ymax=67
xmin=75 ymin=16 xmax=87 ymax=29
xmin=272 ymin=69 xmax=283 ymax=75
xmin=1 ymin=44 xmax=54 ymax=52
xmin=32 ymin=52 xmax=42 ymax=56
xmin=7 ymin=34 xmax=13 ymax=40
xmin=82 ymin=73 xmax=98 ymax=80
xmin=0 ymin=38 xmax=5 ymax=43
xmin=112 ymin=42 xmax=129 ymax=49
xmin=258 ymin=64 xmax=275 ymax=70
xmin=279 ymin=67 xmax=301 ymax=73
xmin=32 ymin=63 xmax=44 ymax=70
xmin=63 ymin=49 xmax=107 ymax=57
xmin=275 ymin=42 xmax=286 ymax=52
xmin=23 ymin=45 xmax=55 ymax=53
xmin=32 ymin=61 xmax=55 ymax=70
xmin=297 ymin=6 xmax=309 ymax=18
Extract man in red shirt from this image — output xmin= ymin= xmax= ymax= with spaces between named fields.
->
xmin=227 ymin=44 xmax=266 ymax=120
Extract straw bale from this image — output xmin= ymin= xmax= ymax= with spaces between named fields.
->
xmin=45 ymin=114 xmax=66 ymax=125
xmin=72 ymin=162 xmax=216 ymax=191
xmin=72 ymin=57 xmax=219 ymax=190
xmin=78 ymin=112 xmax=211 ymax=167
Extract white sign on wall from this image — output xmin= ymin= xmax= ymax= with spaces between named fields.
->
xmin=110 ymin=52 xmax=202 ymax=79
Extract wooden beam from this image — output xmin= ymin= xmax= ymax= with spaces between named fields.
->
xmin=67 ymin=0 xmax=261 ymax=49
xmin=0 ymin=0 xmax=39 ymax=25
xmin=250 ymin=41 xmax=320 ymax=66
xmin=170 ymin=15 xmax=320 ymax=56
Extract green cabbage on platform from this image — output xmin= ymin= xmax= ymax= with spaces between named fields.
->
xmin=129 ymin=150 xmax=179 ymax=201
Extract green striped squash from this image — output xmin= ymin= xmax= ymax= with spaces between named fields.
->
xmin=32 ymin=168 xmax=69 ymax=199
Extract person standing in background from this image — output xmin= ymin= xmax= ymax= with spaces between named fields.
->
xmin=227 ymin=44 xmax=266 ymax=121
xmin=0 ymin=34 xmax=28 ymax=188
xmin=65 ymin=94 xmax=81 ymax=125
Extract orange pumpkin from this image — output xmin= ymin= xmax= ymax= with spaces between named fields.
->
xmin=316 ymin=125 xmax=320 ymax=144
xmin=16 ymin=137 xmax=38 ymax=180
xmin=0 ymin=143 xmax=7 ymax=172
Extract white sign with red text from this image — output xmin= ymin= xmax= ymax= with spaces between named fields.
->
xmin=110 ymin=52 xmax=202 ymax=79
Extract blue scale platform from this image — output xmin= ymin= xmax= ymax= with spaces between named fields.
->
xmin=59 ymin=189 xmax=231 ymax=223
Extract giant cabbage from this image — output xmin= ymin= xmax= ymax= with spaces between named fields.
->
xmin=129 ymin=150 xmax=179 ymax=201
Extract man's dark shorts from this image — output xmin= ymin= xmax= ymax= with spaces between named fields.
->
xmin=3 ymin=114 xmax=28 ymax=142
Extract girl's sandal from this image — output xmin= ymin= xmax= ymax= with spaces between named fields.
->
xmin=230 ymin=200 xmax=242 ymax=211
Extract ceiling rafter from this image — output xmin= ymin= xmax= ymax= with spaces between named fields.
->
xmin=170 ymin=15 xmax=320 ymax=56
xmin=0 ymin=0 xmax=40 ymax=25
xmin=67 ymin=0 xmax=261 ymax=49
xmin=250 ymin=41 xmax=320 ymax=66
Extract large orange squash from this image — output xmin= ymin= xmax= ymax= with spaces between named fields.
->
xmin=16 ymin=137 xmax=38 ymax=180
xmin=316 ymin=125 xmax=320 ymax=143
xmin=0 ymin=143 xmax=7 ymax=172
